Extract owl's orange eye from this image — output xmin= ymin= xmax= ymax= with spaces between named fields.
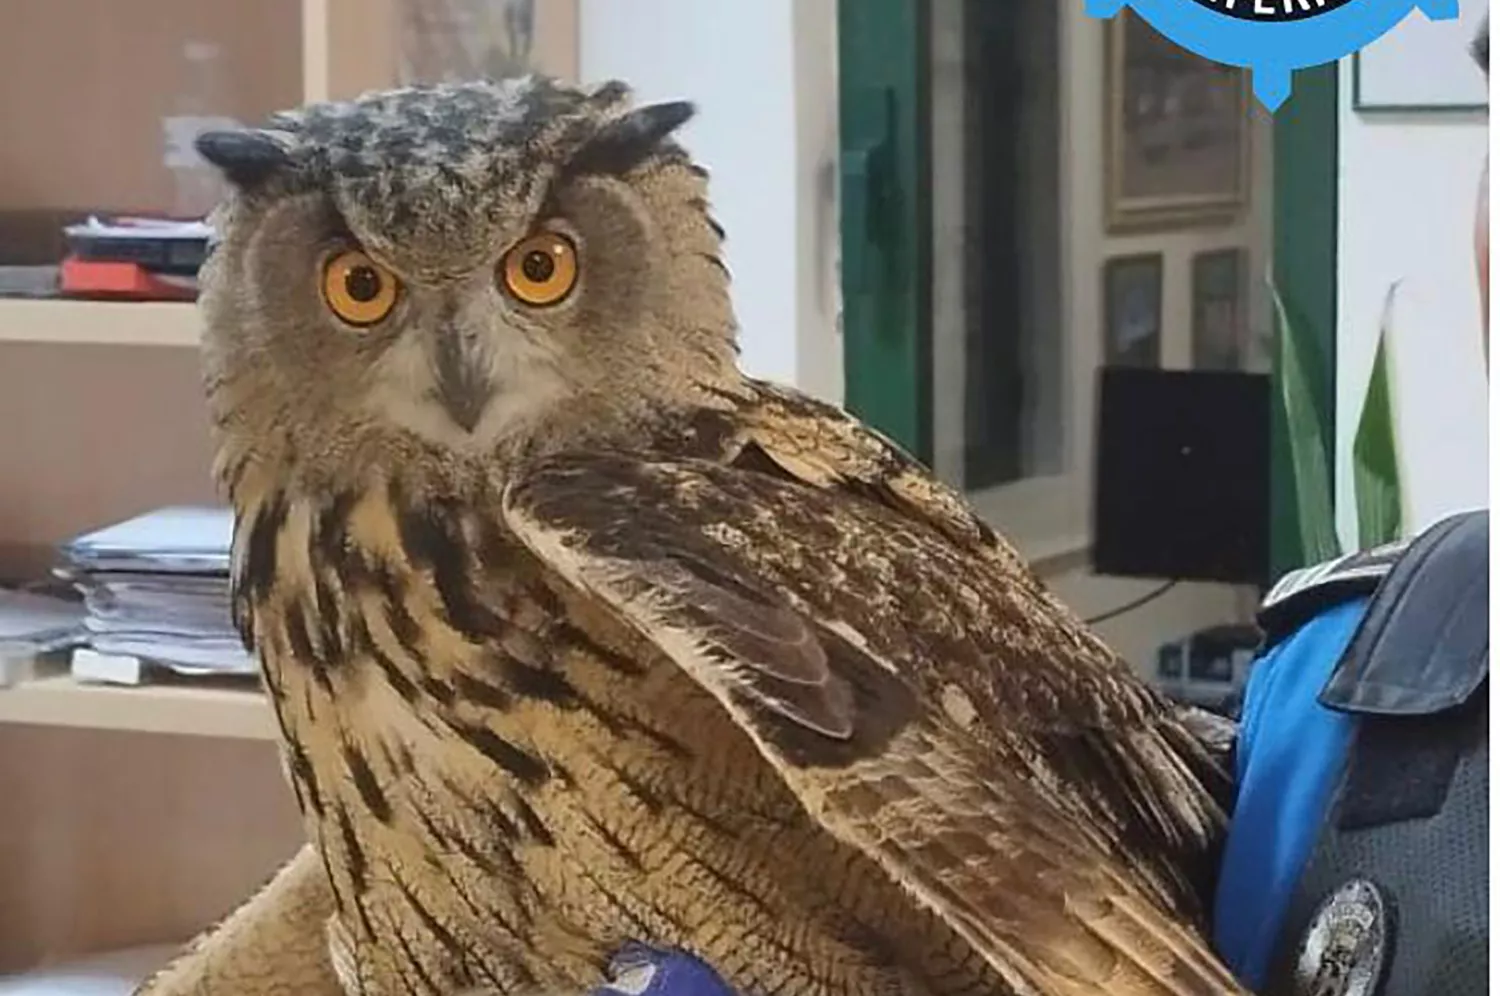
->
xmin=500 ymin=231 xmax=578 ymax=306
xmin=321 ymin=250 xmax=399 ymax=327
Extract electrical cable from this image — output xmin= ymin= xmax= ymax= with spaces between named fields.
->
xmin=1083 ymin=579 xmax=1179 ymax=626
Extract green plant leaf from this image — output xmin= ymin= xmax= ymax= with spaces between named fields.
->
xmin=1352 ymin=283 xmax=1404 ymax=548
xmin=1270 ymin=277 xmax=1342 ymax=564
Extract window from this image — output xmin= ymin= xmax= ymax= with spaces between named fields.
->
xmin=930 ymin=0 xmax=1064 ymax=491
xmin=922 ymin=1 xmax=1273 ymax=563
xmin=928 ymin=0 xmax=1081 ymax=561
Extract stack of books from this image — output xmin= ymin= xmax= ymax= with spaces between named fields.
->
xmin=57 ymin=506 xmax=254 ymax=685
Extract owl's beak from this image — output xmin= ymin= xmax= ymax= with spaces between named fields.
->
xmin=431 ymin=323 xmax=494 ymax=433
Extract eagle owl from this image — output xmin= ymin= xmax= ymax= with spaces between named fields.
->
xmin=151 ymin=76 xmax=1248 ymax=996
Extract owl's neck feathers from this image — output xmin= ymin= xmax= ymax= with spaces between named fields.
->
xmin=211 ymin=360 xmax=757 ymax=529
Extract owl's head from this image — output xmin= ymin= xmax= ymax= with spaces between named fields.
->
xmin=196 ymin=76 xmax=739 ymax=495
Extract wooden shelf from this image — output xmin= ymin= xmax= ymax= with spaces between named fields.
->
xmin=0 ymin=3 xmax=437 ymax=977
xmin=0 ymin=667 xmax=273 ymax=740
xmin=0 ymin=299 xmax=200 ymax=347
xmin=0 ymin=723 xmax=302 ymax=974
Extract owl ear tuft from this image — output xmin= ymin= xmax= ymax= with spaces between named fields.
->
xmin=196 ymin=129 xmax=293 ymax=190
xmin=567 ymin=101 xmax=696 ymax=177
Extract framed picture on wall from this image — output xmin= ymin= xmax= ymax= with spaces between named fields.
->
xmin=1191 ymin=248 xmax=1248 ymax=371
xmin=1103 ymin=254 xmax=1163 ymax=368
xmin=1105 ymin=10 xmax=1252 ymax=232
xmin=397 ymin=0 xmax=580 ymax=83
xmin=1353 ymin=0 xmax=1489 ymax=112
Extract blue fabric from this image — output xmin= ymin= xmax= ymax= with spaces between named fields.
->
xmin=591 ymin=945 xmax=739 ymax=996
xmin=1211 ymin=597 xmax=1368 ymax=990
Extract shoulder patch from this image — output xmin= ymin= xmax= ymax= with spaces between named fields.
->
xmin=1256 ymin=539 xmax=1410 ymax=647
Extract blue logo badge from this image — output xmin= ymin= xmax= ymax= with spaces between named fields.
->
xmin=1084 ymin=0 xmax=1461 ymax=110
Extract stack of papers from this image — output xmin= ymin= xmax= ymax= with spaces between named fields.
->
xmin=0 ymin=587 xmax=87 ymax=686
xmin=57 ymin=507 xmax=255 ymax=682
xmin=63 ymin=215 xmax=216 ymax=244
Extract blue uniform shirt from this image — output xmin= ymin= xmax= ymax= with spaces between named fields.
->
xmin=1211 ymin=597 xmax=1368 ymax=989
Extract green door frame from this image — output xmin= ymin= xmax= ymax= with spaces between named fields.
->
xmin=836 ymin=0 xmax=932 ymax=465
xmin=835 ymin=3 xmax=1340 ymax=582
xmin=1269 ymin=65 xmax=1340 ymax=578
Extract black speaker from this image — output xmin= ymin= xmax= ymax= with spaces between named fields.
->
xmin=1092 ymin=367 xmax=1271 ymax=586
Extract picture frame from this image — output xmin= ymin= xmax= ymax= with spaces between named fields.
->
xmin=396 ymin=0 xmax=580 ymax=84
xmin=1191 ymin=248 xmax=1248 ymax=372
xmin=1104 ymin=10 xmax=1252 ymax=232
xmin=1102 ymin=254 xmax=1163 ymax=369
xmin=1353 ymin=0 xmax=1489 ymax=113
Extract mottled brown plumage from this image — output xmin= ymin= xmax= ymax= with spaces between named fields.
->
xmin=142 ymin=76 xmax=1247 ymax=996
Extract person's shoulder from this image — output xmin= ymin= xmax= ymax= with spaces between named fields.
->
xmin=1252 ymin=511 xmax=1488 ymax=714
xmin=1255 ymin=540 xmax=1410 ymax=650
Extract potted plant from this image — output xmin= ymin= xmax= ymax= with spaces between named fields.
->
xmin=1274 ymin=279 xmax=1405 ymax=564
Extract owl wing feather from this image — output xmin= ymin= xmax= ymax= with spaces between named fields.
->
xmin=498 ymin=439 xmax=1248 ymax=996
xmin=734 ymin=381 xmax=1235 ymax=825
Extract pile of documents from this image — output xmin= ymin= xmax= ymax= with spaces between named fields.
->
xmin=57 ymin=506 xmax=254 ymax=683
xmin=0 ymin=587 xmax=87 ymax=686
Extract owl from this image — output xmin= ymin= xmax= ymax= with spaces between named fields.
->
xmin=142 ymin=76 xmax=1248 ymax=996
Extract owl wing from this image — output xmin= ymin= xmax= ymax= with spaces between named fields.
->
xmin=733 ymin=381 xmax=1235 ymax=824
xmin=500 ymin=448 xmax=1248 ymax=996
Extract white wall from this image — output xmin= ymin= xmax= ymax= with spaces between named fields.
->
xmin=578 ymin=0 xmax=840 ymax=396
xmin=1335 ymin=47 xmax=1490 ymax=546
